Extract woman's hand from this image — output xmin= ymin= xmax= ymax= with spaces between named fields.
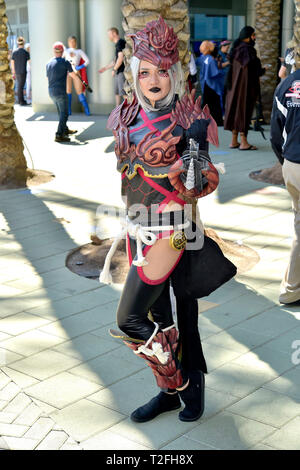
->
xmin=184 ymin=118 xmax=210 ymax=150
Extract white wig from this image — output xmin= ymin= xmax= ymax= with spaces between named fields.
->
xmin=130 ymin=56 xmax=184 ymax=112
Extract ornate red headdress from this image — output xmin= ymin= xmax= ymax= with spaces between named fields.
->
xmin=128 ymin=16 xmax=179 ymax=70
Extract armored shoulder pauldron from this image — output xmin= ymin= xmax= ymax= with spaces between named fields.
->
xmin=107 ymin=90 xmax=218 ymax=179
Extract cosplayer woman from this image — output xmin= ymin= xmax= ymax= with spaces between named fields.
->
xmin=64 ymin=35 xmax=90 ymax=116
xmin=101 ymin=17 xmax=236 ymax=423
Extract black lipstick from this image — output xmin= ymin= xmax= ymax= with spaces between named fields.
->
xmin=149 ymin=87 xmax=161 ymax=93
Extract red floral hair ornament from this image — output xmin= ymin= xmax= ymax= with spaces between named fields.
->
xmin=128 ymin=16 xmax=179 ymax=70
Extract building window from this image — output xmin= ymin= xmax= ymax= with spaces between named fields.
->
xmin=19 ymin=6 xmax=28 ymax=24
xmin=190 ymin=13 xmax=245 ymax=56
xmin=192 ymin=14 xmax=228 ymax=41
xmin=6 ymin=4 xmax=29 ymax=49
xmin=6 ymin=8 xmax=18 ymax=25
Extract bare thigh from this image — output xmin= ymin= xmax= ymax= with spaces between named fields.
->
xmin=67 ymin=74 xmax=82 ymax=95
xmin=73 ymin=75 xmax=83 ymax=95
xmin=142 ymin=237 xmax=183 ymax=281
xmin=66 ymin=74 xmax=73 ymax=94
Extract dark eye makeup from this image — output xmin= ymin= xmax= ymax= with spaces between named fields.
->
xmin=138 ymin=69 xmax=169 ymax=79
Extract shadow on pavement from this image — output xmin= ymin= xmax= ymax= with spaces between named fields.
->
xmin=26 ymin=112 xmax=111 ymax=143
xmin=0 ymin=185 xmax=299 ymax=449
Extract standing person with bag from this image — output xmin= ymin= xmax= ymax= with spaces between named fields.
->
xmin=100 ymin=17 xmax=236 ymax=424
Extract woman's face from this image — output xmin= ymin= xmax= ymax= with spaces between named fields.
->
xmin=221 ymin=44 xmax=230 ymax=53
xmin=251 ymin=32 xmax=256 ymax=44
xmin=68 ymin=38 xmax=77 ymax=49
xmin=138 ymin=60 xmax=171 ymax=106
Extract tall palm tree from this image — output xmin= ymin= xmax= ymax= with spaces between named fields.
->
xmin=293 ymin=0 xmax=300 ymax=44
xmin=0 ymin=0 xmax=27 ymax=187
xmin=121 ymin=0 xmax=190 ymax=95
xmin=255 ymin=0 xmax=282 ymax=122
xmin=291 ymin=0 xmax=300 ymax=59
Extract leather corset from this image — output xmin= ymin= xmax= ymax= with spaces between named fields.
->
xmin=121 ymin=169 xmax=178 ymax=210
xmin=113 ymin=98 xmax=183 ymax=179
xmin=107 ymin=91 xmax=219 ymax=181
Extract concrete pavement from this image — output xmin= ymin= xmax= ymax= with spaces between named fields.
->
xmin=0 ymin=105 xmax=299 ymax=450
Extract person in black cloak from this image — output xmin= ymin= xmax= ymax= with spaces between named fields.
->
xmin=224 ymin=26 xmax=265 ymax=150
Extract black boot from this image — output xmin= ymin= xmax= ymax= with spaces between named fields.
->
xmin=130 ymin=391 xmax=181 ymax=423
xmin=178 ymin=370 xmax=205 ymax=422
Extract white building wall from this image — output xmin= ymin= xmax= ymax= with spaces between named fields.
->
xmin=246 ymin=0 xmax=256 ymax=27
xmin=28 ymin=0 xmax=80 ymax=112
xmin=84 ymin=0 xmax=123 ymax=114
xmin=26 ymin=0 xmax=123 ymax=113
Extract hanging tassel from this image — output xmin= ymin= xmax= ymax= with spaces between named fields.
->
xmin=99 ymin=230 xmax=125 ymax=285
xmin=214 ymin=162 xmax=226 ymax=174
xmin=131 ymin=223 xmax=156 ymax=267
xmin=99 ymin=218 xmax=158 ymax=280
xmin=99 ymin=266 xmax=113 ymax=284
xmin=135 ymin=322 xmax=170 ymax=365
xmin=135 ymin=343 xmax=170 ymax=365
xmin=132 ymin=235 xmax=148 ymax=266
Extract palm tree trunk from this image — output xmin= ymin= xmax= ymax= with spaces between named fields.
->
xmin=255 ymin=0 xmax=281 ymax=122
xmin=0 ymin=0 xmax=27 ymax=187
xmin=293 ymin=0 xmax=300 ymax=44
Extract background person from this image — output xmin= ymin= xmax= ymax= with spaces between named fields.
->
xmin=187 ymin=50 xmax=198 ymax=92
xmin=64 ymin=35 xmax=90 ymax=116
xmin=11 ymin=36 xmax=30 ymax=106
xmin=198 ymin=40 xmax=224 ymax=126
xmin=46 ymin=42 xmax=78 ymax=142
xmin=224 ymin=26 xmax=265 ymax=150
xmin=24 ymin=43 xmax=31 ymax=105
xmin=217 ymin=40 xmax=231 ymax=111
xmin=270 ymin=47 xmax=300 ymax=304
xmin=278 ymin=41 xmax=296 ymax=80
xmin=98 ymin=27 xmax=126 ymax=105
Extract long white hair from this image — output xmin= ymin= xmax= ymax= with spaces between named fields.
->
xmin=130 ymin=56 xmax=184 ymax=112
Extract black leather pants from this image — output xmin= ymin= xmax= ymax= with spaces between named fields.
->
xmin=116 ymin=237 xmax=207 ymax=374
xmin=117 ymin=262 xmax=174 ymax=341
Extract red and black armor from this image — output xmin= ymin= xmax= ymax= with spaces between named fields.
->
xmin=103 ymin=18 xmax=236 ymax=420
xmin=107 ymin=88 xmax=220 ymax=209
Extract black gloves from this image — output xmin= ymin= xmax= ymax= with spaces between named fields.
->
xmin=184 ymin=119 xmax=210 ymax=151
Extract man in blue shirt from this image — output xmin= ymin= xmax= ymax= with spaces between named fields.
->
xmin=46 ymin=42 xmax=77 ymax=142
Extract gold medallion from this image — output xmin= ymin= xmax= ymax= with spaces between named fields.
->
xmin=169 ymin=231 xmax=187 ymax=251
